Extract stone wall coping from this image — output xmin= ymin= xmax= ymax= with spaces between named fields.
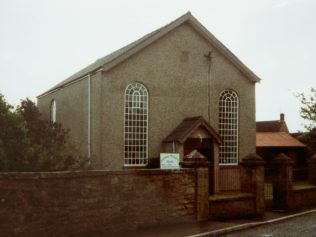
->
xmin=308 ymin=155 xmax=316 ymax=163
xmin=180 ymin=160 xmax=212 ymax=168
xmin=240 ymin=153 xmax=265 ymax=167
xmin=209 ymin=193 xmax=254 ymax=202
xmin=271 ymin=153 xmax=294 ymax=165
xmin=293 ymin=184 xmax=316 ymax=192
xmin=0 ymin=168 xmax=195 ymax=180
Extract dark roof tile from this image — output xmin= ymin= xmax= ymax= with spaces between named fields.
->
xmin=164 ymin=116 xmax=221 ymax=144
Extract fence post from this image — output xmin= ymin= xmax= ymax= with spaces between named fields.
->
xmin=240 ymin=153 xmax=265 ymax=216
xmin=180 ymin=158 xmax=211 ymax=221
xmin=271 ymin=153 xmax=294 ymax=211
xmin=308 ymin=154 xmax=316 ymax=185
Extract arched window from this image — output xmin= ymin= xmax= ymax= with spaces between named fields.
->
xmin=219 ymin=90 xmax=239 ymax=165
xmin=50 ymin=99 xmax=57 ymax=123
xmin=124 ymin=82 xmax=148 ymax=166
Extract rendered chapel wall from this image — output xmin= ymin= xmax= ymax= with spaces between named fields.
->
xmin=37 ymin=22 xmax=256 ymax=170
xmin=0 ymin=170 xmax=197 ymax=236
xmin=37 ymin=78 xmax=89 ymax=158
xmin=100 ymin=23 xmax=256 ymax=169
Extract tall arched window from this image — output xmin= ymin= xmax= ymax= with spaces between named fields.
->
xmin=50 ymin=99 xmax=57 ymax=123
xmin=219 ymin=90 xmax=239 ymax=165
xmin=124 ymin=82 xmax=148 ymax=166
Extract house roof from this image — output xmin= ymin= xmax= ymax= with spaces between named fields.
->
xmin=38 ymin=12 xmax=261 ymax=98
xmin=256 ymin=120 xmax=289 ymax=133
xmin=256 ymin=132 xmax=306 ymax=148
xmin=256 ymin=121 xmax=283 ymax=132
xmin=163 ymin=116 xmax=221 ymax=144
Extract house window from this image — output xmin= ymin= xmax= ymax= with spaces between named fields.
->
xmin=219 ymin=90 xmax=239 ymax=165
xmin=50 ymin=99 xmax=57 ymax=123
xmin=124 ymin=82 xmax=148 ymax=166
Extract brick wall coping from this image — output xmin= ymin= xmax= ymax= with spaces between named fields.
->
xmin=209 ymin=193 xmax=254 ymax=202
xmin=0 ymin=168 xmax=195 ymax=180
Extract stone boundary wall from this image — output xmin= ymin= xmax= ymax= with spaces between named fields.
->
xmin=209 ymin=193 xmax=255 ymax=219
xmin=0 ymin=169 xmax=197 ymax=237
xmin=292 ymin=185 xmax=316 ymax=210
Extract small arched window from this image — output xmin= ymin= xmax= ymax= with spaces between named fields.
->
xmin=124 ymin=82 xmax=148 ymax=166
xmin=50 ymin=99 xmax=57 ymax=123
xmin=219 ymin=90 xmax=239 ymax=165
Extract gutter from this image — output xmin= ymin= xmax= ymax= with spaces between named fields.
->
xmin=37 ymin=66 xmax=103 ymax=99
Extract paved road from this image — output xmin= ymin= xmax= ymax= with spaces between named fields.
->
xmin=223 ymin=211 xmax=316 ymax=237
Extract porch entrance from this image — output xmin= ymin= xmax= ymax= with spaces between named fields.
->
xmin=163 ymin=116 xmax=221 ymax=195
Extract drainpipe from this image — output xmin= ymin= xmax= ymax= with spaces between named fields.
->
xmin=204 ymin=51 xmax=212 ymax=124
xmin=88 ymin=73 xmax=91 ymax=165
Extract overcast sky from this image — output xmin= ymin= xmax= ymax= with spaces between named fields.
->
xmin=1 ymin=0 xmax=315 ymax=132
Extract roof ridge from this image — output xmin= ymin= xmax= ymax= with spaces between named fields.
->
xmin=38 ymin=11 xmax=261 ymax=98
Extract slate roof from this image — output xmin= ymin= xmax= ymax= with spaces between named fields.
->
xmin=256 ymin=132 xmax=306 ymax=147
xmin=163 ymin=116 xmax=221 ymax=144
xmin=256 ymin=121 xmax=283 ymax=132
xmin=38 ymin=11 xmax=261 ymax=97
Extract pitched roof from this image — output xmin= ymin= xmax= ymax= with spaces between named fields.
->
xmin=256 ymin=120 xmax=289 ymax=133
xmin=256 ymin=121 xmax=283 ymax=132
xmin=256 ymin=132 xmax=306 ymax=147
xmin=38 ymin=12 xmax=261 ymax=98
xmin=163 ymin=116 xmax=221 ymax=144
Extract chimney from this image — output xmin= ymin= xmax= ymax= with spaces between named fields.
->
xmin=280 ymin=113 xmax=285 ymax=122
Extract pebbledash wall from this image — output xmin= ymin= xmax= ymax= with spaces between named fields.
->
xmin=37 ymin=21 xmax=257 ymax=170
xmin=0 ymin=169 xmax=198 ymax=237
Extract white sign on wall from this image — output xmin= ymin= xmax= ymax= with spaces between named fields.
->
xmin=160 ymin=153 xmax=180 ymax=169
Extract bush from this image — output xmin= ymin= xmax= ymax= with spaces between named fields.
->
xmin=0 ymin=94 xmax=87 ymax=172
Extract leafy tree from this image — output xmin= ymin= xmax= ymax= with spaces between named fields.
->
xmin=297 ymin=88 xmax=316 ymax=130
xmin=0 ymin=95 xmax=29 ymax=171
xmin=0 ymin=94 xmax=87 ymax=172
xmin=297 ymin=88 xmax=316 ymax=156
xmin=298 ymin=128 xmax=316 ymax=157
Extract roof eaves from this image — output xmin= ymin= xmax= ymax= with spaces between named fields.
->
xmin=37 ymin=66 xmax=103 ymax=98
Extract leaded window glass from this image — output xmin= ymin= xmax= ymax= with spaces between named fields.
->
xmin=124 ymin=82 xmax=148 ymax=166
xmin=219 ymin=90 xmax=239 ymax=165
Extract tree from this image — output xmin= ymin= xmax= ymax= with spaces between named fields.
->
xmin=297 ymin=88 xmax=316 ymax=156
xmin=0 ymin=94 xmax=87 ymax=172
xmin=0 ymin=94 xmax=29 ymax=171
xmin=297 ymin=128 xmax=316 ymax=157
xmin=297 ymin=88 xmax=316 ymax=130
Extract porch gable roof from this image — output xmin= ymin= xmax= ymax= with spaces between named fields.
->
xmin=163 ymin=116 xmax=222 ymax=144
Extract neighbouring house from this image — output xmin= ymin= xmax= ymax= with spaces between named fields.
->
xmin=37 ymin=12 xmax=261 ymax=193
xmin=256 ymin=113 xmax=307 ymax=180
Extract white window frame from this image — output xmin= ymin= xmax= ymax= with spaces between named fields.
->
xmin=50 ymin=99 xmax=57 ymax=123
xmin=219 ymin=90 xmax=239 ymax=165
xmin=124 ymin=82 xmax=148 ymax=167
